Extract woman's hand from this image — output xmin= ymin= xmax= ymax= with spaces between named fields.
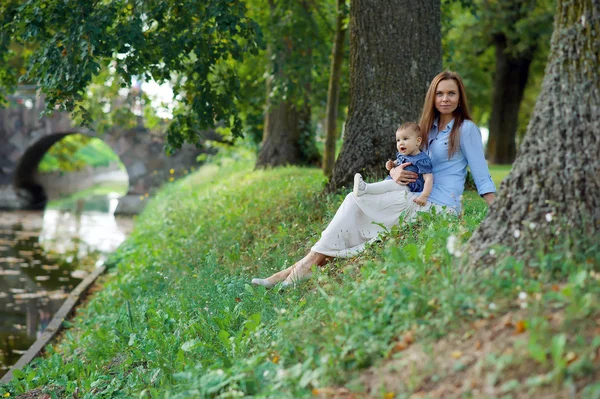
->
xmin=389 ymin=162 xmax=418 ymax=185
xmin=482 ymin=192 xmax=495 ymax=206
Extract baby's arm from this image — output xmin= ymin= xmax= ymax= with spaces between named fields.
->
xmin=414 ymin=173 xmax=433 ymax=206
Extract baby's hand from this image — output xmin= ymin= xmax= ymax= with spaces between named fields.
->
xmin=385 ymin=160 xmax=395 ymax=171
xmin=413 ymin=196 xmax=428 ymax=206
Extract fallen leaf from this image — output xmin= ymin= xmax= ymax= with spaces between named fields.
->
xmin=566 ymin=352 xmax=578 ymax=364
xmin=473 ymin=319 xmax=487 ymax=330
xmin=474 ymin=340 xmax=482 ymax=350
xmin=384 ymin=393 xmax=395 ymax=399
xmin=392 ymin=342 xmax=408 ymax=353
xmin=403 ymin=332 xmax=414 ymax=345
xmin=514 ymin=320 xmax=526 ymax=334
xmin=451 ymin=350 xmax=463 ymax=359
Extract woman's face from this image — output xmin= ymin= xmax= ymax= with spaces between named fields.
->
xmin=434 ymin=79 xmax=460 ymax=115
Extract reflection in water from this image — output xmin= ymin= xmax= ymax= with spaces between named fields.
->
xmin=40 ymin=195 xmax=127 ymax=257
xmin=0 ymin=194 xmax=133 ymax=377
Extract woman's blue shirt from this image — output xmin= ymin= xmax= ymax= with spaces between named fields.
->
xmin=426 ymin=119 xmax=496 ymax=212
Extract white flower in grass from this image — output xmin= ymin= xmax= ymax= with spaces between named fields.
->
xmin=489 ymin=249 xmax=496 ymax=257
xmin=446 ymin=235 xmax=458 ymax=256
xmin=529 ymin=222 xmax=537 ymax=230
xmin=518 ymin=291 xmax=528 ymax=308
xmin=513 ymin=229 xmax=521 ymax=238
xmin=518 ymin=291 xmax=528 ymax=301
xmin=545 ymin=213 xmax=553 ymax=222
xmin=488 ymin=302 xmax=497 ymax=310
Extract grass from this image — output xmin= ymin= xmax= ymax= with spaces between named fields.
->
xmin=1 ymin=155 xmax=598 ymax=398
xmin=489 ymin=164 xmax=512 ymax=187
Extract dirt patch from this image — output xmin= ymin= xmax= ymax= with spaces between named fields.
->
xmin=314 ymin=308 xmax=599 ymax=398
xmin=14 ymin=386 xmax=64 ymax=399
xmin=354 ymin=310 xmax=598 ymax=399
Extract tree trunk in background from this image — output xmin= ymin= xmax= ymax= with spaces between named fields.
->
xmin=467 ymin=0 xmax=600 ymax=267
xmin=323 ymin=0 xmax=348 ymax=178
xmin=257 ymin=69 xmax=319 ymax=168
xmin=257 ymin=95 xmax=304 ymax=167
xmin=327 ymin=0 xmax=441 ymax=191
xmin=486 ymin=34 xmax=535 ymax=164
xmin=256 ymin=0 xmax=319 ymax=168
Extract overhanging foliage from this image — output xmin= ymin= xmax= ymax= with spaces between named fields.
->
xmin=0 ymin=0 xmax=263 ymax=153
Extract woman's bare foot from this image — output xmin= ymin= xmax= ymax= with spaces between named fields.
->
xmin=252 ymin=252 xmax=330 ymax=289
xmin=282 ymin=252 xmax=329 ymax=287
xmin=251 ymin=264 xmax=294 ymax=289
xmin=251 ymin=278 xmax=278 ymax=289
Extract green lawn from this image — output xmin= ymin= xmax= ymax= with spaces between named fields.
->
xmin=489 ymin=164 xmax=512 ymax=187
xmin=2 ymin=156 xmax=598 ymax=398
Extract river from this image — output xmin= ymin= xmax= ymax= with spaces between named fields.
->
xmin=0 ymin=192 xmax=133 ymax=378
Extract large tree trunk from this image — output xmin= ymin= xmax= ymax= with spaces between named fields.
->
xmin=322 ymin=0 xmax=348 ymax=178
xmin=327 ymin=0 xmax=441 ymax=191
xmin=486 ymin=34 xmax=535 ymax=164
xmin=467 ymin=0 xmax=600 ymax=267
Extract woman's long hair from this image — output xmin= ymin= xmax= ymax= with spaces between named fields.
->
xmin=419 ymin=71 xmax=472 ymax=159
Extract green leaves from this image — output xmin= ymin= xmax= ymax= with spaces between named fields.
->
xmin=1 ymin=0 xmax=264 ymax=149
xmin=38 ymin=134 xmax=123 ymax=173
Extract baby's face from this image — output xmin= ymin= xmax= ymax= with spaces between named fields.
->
xmin=396 ymin=129 xmax=421 ymax=155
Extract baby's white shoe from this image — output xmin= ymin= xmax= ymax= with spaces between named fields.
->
xmin=353 ymin=173 xmax=367 ymax=197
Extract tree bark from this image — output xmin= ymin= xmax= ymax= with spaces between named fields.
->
xmin=467 ymin=0 xmax=600 ymax=267
xmin=327 ymin=0 xmax=441 ymax=191
xmin=257 ymin=96 xmax=304 ymax=167
xmin=486 ymin=34 xmax=535 ymax=164
xmin=323 ymin=0 xmax=347 ymax=178
xmin=256 ymin=0 xmax=320 ymax=168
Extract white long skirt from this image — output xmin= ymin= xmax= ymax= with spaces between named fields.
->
xmin=311 ymin=189 xmax=449 ymax=258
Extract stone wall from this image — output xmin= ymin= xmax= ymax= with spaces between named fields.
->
xmin=0 ymin=93 xmax=205 ymax=214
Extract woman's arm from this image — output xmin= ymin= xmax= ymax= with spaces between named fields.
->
xmin=460 ymin=122 xmax=496 ymax=204
xmin=414 ymin=173 xmax=433 ymax=206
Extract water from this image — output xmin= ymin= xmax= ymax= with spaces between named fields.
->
xmin=0 ymin=194 xmax=133 ymax=378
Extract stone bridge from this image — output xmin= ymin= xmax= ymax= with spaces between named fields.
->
xmin=0 ymin=93 xmax=205 ymax=214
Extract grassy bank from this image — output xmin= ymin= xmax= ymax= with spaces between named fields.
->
xmin=1 ymin=158 xmax=598 ymax=398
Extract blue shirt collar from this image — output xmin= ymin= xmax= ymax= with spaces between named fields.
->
xmin=433 ymin=117 xmax=455 ymax=131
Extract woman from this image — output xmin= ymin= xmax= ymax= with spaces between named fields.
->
xmin=251 ymin=71 xmax=496 ymax=288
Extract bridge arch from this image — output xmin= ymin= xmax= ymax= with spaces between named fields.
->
xmin=1 ymin=95 xmax=203 ymax=213
xmin=13 ymin=131 xmax=130 ymax=209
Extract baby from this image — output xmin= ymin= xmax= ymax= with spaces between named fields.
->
xmin=353 ymin=122 xmax=433 ymax=206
